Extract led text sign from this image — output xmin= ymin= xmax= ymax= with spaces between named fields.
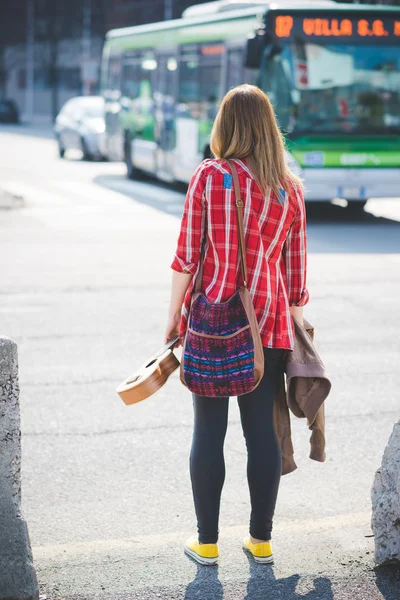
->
xmin=271 ymin=13 xmax=400 ymax=43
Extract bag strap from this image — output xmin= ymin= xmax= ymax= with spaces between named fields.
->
xmin=228 ymin=159 xmax=248 ymax=287
xmin=194 ymin=159 xmax=248 ymax=293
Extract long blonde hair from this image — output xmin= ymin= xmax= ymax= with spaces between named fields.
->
xmin=210 ymin=84 xmax=302 ymax=198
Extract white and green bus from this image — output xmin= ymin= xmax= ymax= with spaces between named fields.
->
xmin=101 ymin=0 xmax=400 ymax=208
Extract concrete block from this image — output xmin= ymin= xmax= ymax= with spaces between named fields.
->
xmin=0 ymin=337 xmax=21 ymax=511
xmin=0 ymin=476 xmax=39 ymax=600
xmin=0 ymin=338 xmax=39 ymax=600
xmin=371 ymin=420 xmax=400 ymax=565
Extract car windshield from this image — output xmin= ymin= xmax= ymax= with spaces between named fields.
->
xmin=261 ymin=44 xmax=400 ymax=135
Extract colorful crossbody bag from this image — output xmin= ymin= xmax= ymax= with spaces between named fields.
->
xmin=180 ymin=159 xmax=264 ymax=398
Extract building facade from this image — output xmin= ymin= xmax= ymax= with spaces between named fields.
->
xmin=1 ymin=0 xmax=398 ymax=121
xmin=1 ymin=0 xmax=207 ymax=121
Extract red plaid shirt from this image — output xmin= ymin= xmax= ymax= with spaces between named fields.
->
xmin=170 ymin=158 xmax=309 ymax=350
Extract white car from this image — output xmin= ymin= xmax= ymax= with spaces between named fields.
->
xmin=54 ymin=96 xmax=105 ymax=160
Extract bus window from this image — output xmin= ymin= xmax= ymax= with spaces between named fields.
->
xmin=243 ymin=66 xmax=259 ymax=87
xmin=226 ymin=47 xmax=244 ymax=90
xmin=106 ymin=55 xmax=121 ymax=99
xmin=121 ymin=57 xmax=140 ymax=100
xmin=199 ymin=47 xmax=222 ymax=120
xmin=226 ymin=47 xmax=259 ymax=91
xmin=130 ymin=53 xmax=156 ymax=141
xmin=261 ymin=49 xmax=293 ymax=131
xmin=178 ymin=48 xmax=200 ymax=119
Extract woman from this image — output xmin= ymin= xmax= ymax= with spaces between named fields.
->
xmin=165 ymin=85 xmax=309 ymax=566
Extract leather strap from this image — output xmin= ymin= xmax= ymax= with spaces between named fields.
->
xmin=194 ymin=159 xmax=248 ymax=293
xmin=228 ymin=159 xmax=248 ymax=286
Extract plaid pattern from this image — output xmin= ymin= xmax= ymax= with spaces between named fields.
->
xmin=171 ymin=158 xmax=310 ymax=350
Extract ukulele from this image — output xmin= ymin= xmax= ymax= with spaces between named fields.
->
xmin=116 ymin=337 xmax=180 ymax=405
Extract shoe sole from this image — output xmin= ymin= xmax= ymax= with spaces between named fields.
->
xmin=243 ymin=544 xmax=274 ymax=564
xmin=184 ymin=545 xmax=218 ymax=566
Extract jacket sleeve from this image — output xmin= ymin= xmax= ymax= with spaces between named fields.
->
xmin=283 ymin=184 xmax=310 ymax=307
xmin=170 ymin=163 xmax=207 ymax=275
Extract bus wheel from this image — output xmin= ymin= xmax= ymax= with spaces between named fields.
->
xmin=57 ymin=138 xmax=65 ymax=158
xmin=347 ymin=200 xmax=367 ymax=214
xmin=124 ymin=132 xmax=137 ymax=180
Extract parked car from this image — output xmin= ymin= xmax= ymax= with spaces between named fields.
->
xmin=0 ymin=99 xmax=19 ymax=123
xmin=54 ymin=96 xmax=105 ymax=160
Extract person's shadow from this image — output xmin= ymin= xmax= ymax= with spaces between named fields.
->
xmin=374 ymin=563 xmax=400 ymax=600
xmin=243 ymin=551 xmax=334 ymax=600
xmin=184 ymin=562 xmax=223 ymax=600
xmin=183 ymin=550 xmax=334 ymax=600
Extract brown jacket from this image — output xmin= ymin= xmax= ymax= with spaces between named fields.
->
xmin=273 ymin=318 xmax=332 ymax=475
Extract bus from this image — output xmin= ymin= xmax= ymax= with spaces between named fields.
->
xmin=101 ymin=0 xmax=400 ymax=209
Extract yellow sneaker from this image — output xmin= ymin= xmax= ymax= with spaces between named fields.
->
xmin=184 ymin=535 xmax=219 ymax=566
xmin=243 ymin=536 xmax=273 ymax=564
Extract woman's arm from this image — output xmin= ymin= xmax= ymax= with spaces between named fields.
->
xmin=284 ymin=185 xmax=309 ymax=327
xmin=164 ymin=271 xmax=193 ymax=344
xmin=165 ymin=163 xmax=207 ymax=344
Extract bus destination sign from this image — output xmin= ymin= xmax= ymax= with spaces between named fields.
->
xmin=272 ymin=14 xmax=400 ymax=43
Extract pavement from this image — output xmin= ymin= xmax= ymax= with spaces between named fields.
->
xmin=0 ymin=124 xmax=399 ymax=600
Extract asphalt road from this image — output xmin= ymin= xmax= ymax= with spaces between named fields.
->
xmin=1 ymin=125 xmax=399 ymax=600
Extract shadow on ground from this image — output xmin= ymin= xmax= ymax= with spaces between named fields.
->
xmin=94 ymin=173 xmax=400 ymax=254
xmin=182 ymin=556 xmax=400 ymax=600
xmin=184 ymin=559 xmax=334 ymax=600
xmin=374 ymin=563 xmax=400 ymax=600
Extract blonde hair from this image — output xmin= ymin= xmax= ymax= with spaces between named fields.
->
xmin=210 ymin=84 xmax=302 ymax=198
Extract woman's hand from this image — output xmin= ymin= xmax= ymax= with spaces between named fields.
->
xmin=164 ymin=311 xmax=181 ymax=346
xmin=290 ymin=305 xmax=304 ymax=328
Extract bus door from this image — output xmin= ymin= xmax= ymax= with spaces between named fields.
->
xmin=130 ymin=51 xmax=157 ymax=174
xmin=104 ymin=53 xmax=123 ymax=161
xmin=175 ymin=44 xmax=223 ymax=182
xmin=225 ymin=43 xmax=259 ymax=90
xmin=225 ymin=45 xmax=245 ymax=91
xmin=154 ymin=51 xmax=178 ymax=182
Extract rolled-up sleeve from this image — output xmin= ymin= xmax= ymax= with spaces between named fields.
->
xmin=283 ymin=185 xmax=310 ymax=307
xmin=170 ymin=163 xmax=207 ymax=275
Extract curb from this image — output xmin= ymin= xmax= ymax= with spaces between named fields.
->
xmin=0 ymin=189 xmax=24 ymax=210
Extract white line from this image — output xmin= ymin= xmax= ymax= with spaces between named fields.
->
xmin=32 ymin=511 xmax=371 ymax=561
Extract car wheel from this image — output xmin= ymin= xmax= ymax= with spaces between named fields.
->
xmin=80 ymin=137 xmax=93 ymax=161
xmin=57 ymin=137 xmax=65 ymax=158
xmin=124 ymin=131 xmax=141 ymax=180
xmin=347 ymin=200 xmax=367 ymax=214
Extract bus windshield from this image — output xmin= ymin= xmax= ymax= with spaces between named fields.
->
xmin=261 ymin=44 xmax=400 ymax=135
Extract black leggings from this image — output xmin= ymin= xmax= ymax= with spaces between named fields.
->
xmin=190 ymin=347 xmax=285 ymax=544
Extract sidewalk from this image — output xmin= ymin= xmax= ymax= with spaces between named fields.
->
xmin=32 ymin=516 xmax=399 ymax=600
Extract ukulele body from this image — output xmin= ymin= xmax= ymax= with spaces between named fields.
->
xmin=116 ymin=338 xmax=180 ymax=405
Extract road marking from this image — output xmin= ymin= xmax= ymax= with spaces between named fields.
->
xmin=32 ymin=511 xmax=371 ymax=561
xmin=1 ymin=181 xmax=70 ymax=207
xmin=1 ymin=179 xmax=179 ymax=230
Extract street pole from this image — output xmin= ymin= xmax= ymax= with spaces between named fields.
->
xmin=26 ymin=0 xmax=34 ymax=123
xmin=82 ymin=0 xmax=92 ymax=95
xmin=164 ymin=0 xmax=173 ymax=21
